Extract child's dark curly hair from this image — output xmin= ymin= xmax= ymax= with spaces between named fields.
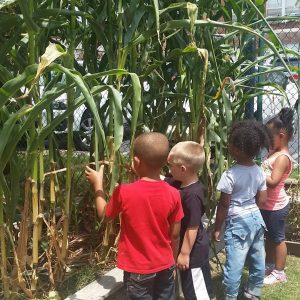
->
xmin=229 ymin=120 xmax=271 ymax=158
xmin=266 ymin=107 xmax=294 ymax=140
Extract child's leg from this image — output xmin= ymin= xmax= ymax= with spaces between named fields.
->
xmin=246 ymin=223 xmax=265 ymax=297
xmin=260 ymin=210 xmax=275 ymax=266
xmin=274 ymin=241 xmax=287 ymax=271
xmin=266 ymin=238 xmax=287 ymax=270
xmin=262 ymin=204 xmax=289 ymax=271
xmin=265 ymin=236 xmax=275 ymax=265
xmin=154 ymin=265 xmax=176 ymax=300
xmin=179 ymin=262 xmax=213 ymax=300
xmin=223 ymin=218 xmax=251 ymax=299
xmin=201 ymin=262 xmax=215 ymax=299
xmin=123 ymin=271 xmax=155 ymax=300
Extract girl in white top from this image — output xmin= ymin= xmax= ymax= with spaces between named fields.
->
xmin=213 ymin=120 xmax=270 ymax=300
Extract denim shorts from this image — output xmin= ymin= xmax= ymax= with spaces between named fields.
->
xmin=260 ymin=203 xmax=290 ymax=243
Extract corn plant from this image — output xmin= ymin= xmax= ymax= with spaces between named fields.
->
xmin=0 ymin=0 xmax=299 ymax=298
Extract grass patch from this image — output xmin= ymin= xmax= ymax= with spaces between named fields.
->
xmin=57 ymin=264 xmax=99 ymax=299
xmin=211 ymin=253 xmax=300 ymax=299
xmin=262 ymin=255 xmax=300 ymax=300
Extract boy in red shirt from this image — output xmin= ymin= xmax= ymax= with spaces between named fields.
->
xmin=85 ymin=132 xmax=184 ymax=300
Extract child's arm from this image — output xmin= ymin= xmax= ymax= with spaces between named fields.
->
xmin=177 ymin=225 xmax=199 ymax=271
xmin=213 ymin=192 xmax=230 ymax=242
xmin=85 ymin=165 xmax=111 ymax=219
xmin=267 ymin=155 xmax=290 ymax=188
xmin=170 ymin=221 xmax=181 ymax=261
xmin=255 ymin=190 xmax=267 ymax=207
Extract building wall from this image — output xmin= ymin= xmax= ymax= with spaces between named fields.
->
xmin=267 ymin=0 xmax=300 ymax=16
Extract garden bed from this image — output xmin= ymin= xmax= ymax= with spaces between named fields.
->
xmin=286 ymin=185 xmax=300 ymax=242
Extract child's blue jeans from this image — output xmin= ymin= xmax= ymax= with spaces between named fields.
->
xmin=223 ymin=210 xmax=266 ymax=300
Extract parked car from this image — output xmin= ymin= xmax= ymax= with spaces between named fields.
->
xmin=262 ymin=57 xmax=299 ymax=120
xmin=261 ymin=56 xmax=300 ymax=160
xmin=44 ymin=91 xmax=131 ymax=151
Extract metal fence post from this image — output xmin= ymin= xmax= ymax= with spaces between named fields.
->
xmin=257 ymin=37 xmax=264 ymax=123
xmin=244 ymin=34 xmax=256 ymax=119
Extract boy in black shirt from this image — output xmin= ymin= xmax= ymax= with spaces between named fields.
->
xmin=166 ymin=141 xmax=214 ymax=300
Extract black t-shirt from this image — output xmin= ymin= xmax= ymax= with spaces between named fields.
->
xmin=165 ymin=177 xmax=209 ymax=268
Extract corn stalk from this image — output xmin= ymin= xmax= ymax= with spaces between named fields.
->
xmin=0 ymin=185 xmax=9 ymax=299
xmin=60 ymin=0 xmax=76 ymax=281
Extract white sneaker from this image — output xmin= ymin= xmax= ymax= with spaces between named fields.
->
xmin=264 ymin=270 xmax=287 ymax=285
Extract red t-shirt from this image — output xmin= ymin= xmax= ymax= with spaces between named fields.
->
xmin=106 ymin=179 xmax=184 ymax=274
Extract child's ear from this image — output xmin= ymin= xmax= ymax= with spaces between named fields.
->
xmin=181 ymin=165 xmax=186 ymax=172
xmin=279 ymin=131 xmax=285 ymax=138
xmin=133 ymin=156 xmax=140 ymax=167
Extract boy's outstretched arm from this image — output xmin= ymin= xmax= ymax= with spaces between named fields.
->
xmin=170 ymin=221 xmax=181 ymax=262
xmin=213 ymin=192 xmax=230 ymax=242
xmin=85 ymin=165 xmax=109 ymax=219
xmin=177 ymin=226 xmax=199 ymax=271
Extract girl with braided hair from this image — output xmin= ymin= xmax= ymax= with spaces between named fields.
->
xmin=260 ymin=107 xmax=295 ymax=285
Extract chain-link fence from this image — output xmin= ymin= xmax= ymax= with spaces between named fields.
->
xmin=262 ymin=20 xmax=300 ymax=163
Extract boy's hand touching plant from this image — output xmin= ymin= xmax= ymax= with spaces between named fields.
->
xmin=85 ymin=164 xmax=107 ymax=218
xmin=85 ymin=165 xmax=105 ymax=189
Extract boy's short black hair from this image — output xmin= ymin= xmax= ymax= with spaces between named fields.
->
xmin=229 ymin=120 xmax=270 ymax=158
xmin=133 ymin=132 xmax=169 ymax=169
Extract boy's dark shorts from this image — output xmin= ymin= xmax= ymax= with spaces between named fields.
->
xmin=260 ymin=203 xmax=289 ymax=243
xmin=180 ymin=261 xmax=214 ymax=300
xmin=123 ymin=265 xmax=175 ymax=300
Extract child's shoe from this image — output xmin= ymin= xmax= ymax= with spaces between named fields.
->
xmin=264 ymin=270 xmax=287 ymax=285
xmin=243 ymin=290 xmax=260 ymax=300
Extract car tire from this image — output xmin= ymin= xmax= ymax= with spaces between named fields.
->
xmin=74 ymin=109 xmax=93 ymax=151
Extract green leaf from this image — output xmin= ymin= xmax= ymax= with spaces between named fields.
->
xmin=52 ymin=63 xmax=107 ymax=153
xmin=0 ymin=105 xmax=32 ymax=161
xmin=0 ymin=64 xmax=38 ymax=108
xmin=18 ymin=0 xmax=39 ymax=32
xmin=152 ymin=0 xmax=160 ymax=44
xmin=107 ymin=85 xmax=123 ymax=152
xmin=255 ymin=0 xmax=265 ymax=6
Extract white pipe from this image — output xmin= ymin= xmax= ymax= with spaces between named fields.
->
xmin=282 ymin=0 xmax=286 ymax=16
